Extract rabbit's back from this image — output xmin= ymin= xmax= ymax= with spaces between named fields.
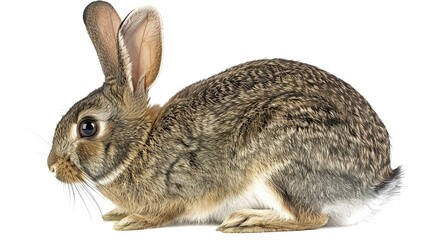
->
xmin=148 ymin=58 xmax=396 ymax=224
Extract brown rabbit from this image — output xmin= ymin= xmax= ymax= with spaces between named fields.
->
xmin=47 ymin=1 xmax=401 ymax=233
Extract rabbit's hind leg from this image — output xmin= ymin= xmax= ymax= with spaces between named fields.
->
xmin=217 ymin=209 xmax=328 ymax=233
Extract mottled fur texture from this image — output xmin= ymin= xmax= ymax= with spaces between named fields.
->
xmin=47 ymin=1 xmax=401 ymax=233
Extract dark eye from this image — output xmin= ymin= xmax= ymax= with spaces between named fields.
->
xmin=79 ymin=119 xmax=98 ymax=137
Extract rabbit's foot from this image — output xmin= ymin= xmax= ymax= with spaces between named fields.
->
xmin=217 ymin=209 xmax=328 ymax=233
xmin=103 ymin=208 xmax=128 ymax=221
xmin=113 ymin=214 xmax=160 ymax=231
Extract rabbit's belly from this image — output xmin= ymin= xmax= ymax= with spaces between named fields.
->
xmin=180 ymin=178 xmax=295 ymax=223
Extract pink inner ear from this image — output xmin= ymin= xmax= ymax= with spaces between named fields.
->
xmin=120 ymin=8 xmax=162 ymax=94
xmin=132 ymin=21 xmax=148 ymax=92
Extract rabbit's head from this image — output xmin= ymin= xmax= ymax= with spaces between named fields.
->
xmin=47 ymin=1 xmax=162 ymax=185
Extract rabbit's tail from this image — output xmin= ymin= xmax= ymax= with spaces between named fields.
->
xmin=375 ymin=166 xmax=402 ymax=198
xmin=323 ymin=166 xmax=402 ymax=226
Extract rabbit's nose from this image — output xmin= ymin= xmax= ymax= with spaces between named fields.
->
xmin=49 ymin=163 xmax=57 ymax=173
xmin=47 ymin=150 xmax=58 ymax=172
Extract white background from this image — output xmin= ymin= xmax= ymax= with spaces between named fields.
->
xmin=0 ymin=0 xmax=427 ymax=239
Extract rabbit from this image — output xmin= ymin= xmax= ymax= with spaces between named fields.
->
xmin=47 ymin=0 xmax=401 ymax=233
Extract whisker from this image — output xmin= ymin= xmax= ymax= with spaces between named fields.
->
xmin=81 ymin=183 xmax=103 ymax=218
xmin=71 ymin=184 xmax=76 ymax=206
xmin=67 ymin=184 xmax=76 ymax=207
xmin=35 ymin=151 xmax=49 ymax=156
xmin=26 ymin=127 xmax=52 ymax=148
xmin=85 ymin=183 xmax=101 ymax=195
xmin=62 ymin=182 xmax=68 ymax=197
xmin=81 ymin=173 xmax=111 ymax=198
xmin=75 ymin=184 xmax=93 ymax=221
xmin=81 ymin=175 xmax=108 ymax=217
xmin=81 ymin=174 xmax=99 ymax=191
xmin=67 ymin=184 xmax=72 ymax=206
xmin=82 ymin=180 xmax=103 ymax=199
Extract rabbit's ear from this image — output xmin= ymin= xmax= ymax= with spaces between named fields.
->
xmin=83 ymin=1 xmax=121 ymax=81
xmin=118 ymin=7 xmax=162 ymax=95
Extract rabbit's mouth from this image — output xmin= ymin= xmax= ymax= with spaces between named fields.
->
xmin=50 ymin=159 xmax=83 ymax=183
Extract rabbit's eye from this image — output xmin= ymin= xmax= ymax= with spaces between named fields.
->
xmin=79 ymin=119 xmax=98 ymax=137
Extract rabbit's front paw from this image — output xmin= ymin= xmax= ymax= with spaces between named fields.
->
xmin=103 ymin=208 xmax=128 ymax=221
xmin=114 ymin=214 xmax=156 ymax=231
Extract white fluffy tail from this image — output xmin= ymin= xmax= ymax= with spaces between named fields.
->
xmin=323 ymin=167 xmax=402 ymax=226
